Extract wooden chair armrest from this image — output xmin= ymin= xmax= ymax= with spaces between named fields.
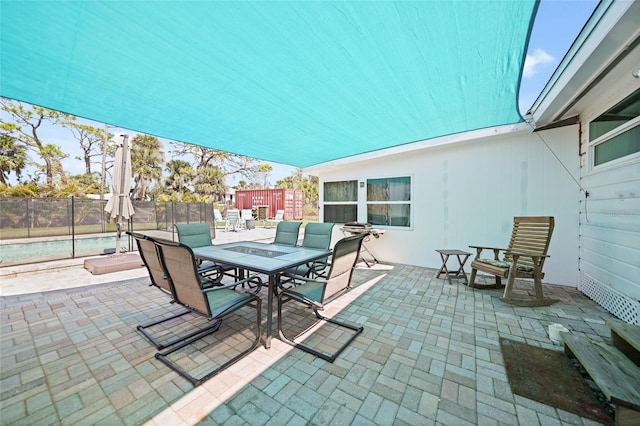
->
xmin=504 ymin=250 xmax=549 ymax=258
xmin=469 ymin=245 xmax=507 ymax=259
xmin=469 ymin=245 xmax=506 ymax=251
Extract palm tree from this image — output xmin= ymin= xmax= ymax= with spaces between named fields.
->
xmin=165 ymin=159 xmax=195 ymax=194
xmin=0 ymin=134 xmax=27 ymax=185
xmin=192 ymin=165 xmax=226 ymax=201
xmin=130 ymin=134 xmax=164 ymax=200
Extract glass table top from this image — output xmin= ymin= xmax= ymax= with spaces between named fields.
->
xmin=223 ymin=245 xmax=288 ymax=258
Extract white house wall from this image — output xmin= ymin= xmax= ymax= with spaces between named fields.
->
xmin=578 ymin=94 xmax=640 ymax=306
xmin=320 ymin=125 xmax=581 ymax=286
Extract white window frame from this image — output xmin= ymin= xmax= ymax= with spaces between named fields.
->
xmin=365 ymin=175 xmax=413 ymax=229
xmin=589 ymin=116 xmax=640 ymax=173
xmin=322 ymin=179 xmax=358 ymax=224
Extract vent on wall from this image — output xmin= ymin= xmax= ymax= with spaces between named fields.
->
xmin=580 ymin=273 xmax=639 ymax=325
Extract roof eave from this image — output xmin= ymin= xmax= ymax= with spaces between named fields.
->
xmin=529 ymin=0 xmax=640 ymax=127
xmin=303 ymin=122 xmax=531 ymax=175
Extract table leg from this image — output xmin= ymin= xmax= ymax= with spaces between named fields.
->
xmin=266 ymin=274 xmax=275 ymax=349
xmin=455 ymin=254 xmax=470 ymax=284
xmin=436 ymin=253 xmax=452 ymax=284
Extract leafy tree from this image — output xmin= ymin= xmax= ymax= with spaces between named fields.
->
xmin=0 ymin=98 xmax=74 ymax=186
xmin=257 ymin=163 xmax=273 ymax=188
xmin=65 ymin=122 xmax=107 ymax=175
xmin=67 ymin=173 xmax=101 ymax=196
xmin=276 ymin=168 xmax=319 ymax=216
xmin=130 ymin=134 xmax=164 ymax=200
xmin=192 ymin=165 xmax=226 ymax=201
xmin=0 ymin=133 xmax=27 ymax=185
xmin=165 ymin=159 xmax=195 ymax=194
xmin=37 ymin=143 xmax=68 ymax=187
xmin=169 ymin=142 xmax=273 ymax=198
xmin=171 ymin=142 xmax=260 ymax=177
xmin=0 ymin=181 xmax=40 ymax=197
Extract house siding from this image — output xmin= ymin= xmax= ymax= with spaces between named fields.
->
xmin=319 ymin=125 xmax=581 ymax=287
xmin=578 ymin=90 xmax=640 ymax=324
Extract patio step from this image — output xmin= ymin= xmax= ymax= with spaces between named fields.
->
xmin=607 ymin=319 xmax=640 ymax=366
xmin=562 ymin=322 xmax=640 ymax=426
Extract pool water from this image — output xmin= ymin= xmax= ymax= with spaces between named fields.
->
xmin=0 ymin=236 xmax=122 ymax=261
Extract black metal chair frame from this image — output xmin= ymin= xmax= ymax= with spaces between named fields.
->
xmin=129 ymin=232 xmax=224 ymax=350
xmin=277 ymin=234 xmax=365 ymax=362
xmin=153 ymin=240 xmax=263 ymax=386
xmin=280 ymin=222 xmax=335 ymax=289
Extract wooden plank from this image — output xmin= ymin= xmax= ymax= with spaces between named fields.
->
xmin=607 ymin=320 xmax=640 ymax=366
xmin=563 ymin=333 xmax=640 ymax=412
xmin=617 ymin=406 xmax=640 ymax=426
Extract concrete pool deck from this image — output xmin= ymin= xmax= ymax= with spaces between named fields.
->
xmin=0 ymin=226 xmax=279 ymax=297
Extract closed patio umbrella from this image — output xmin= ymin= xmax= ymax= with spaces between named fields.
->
xmin=104 ymin=134 xmax=134 ymax=256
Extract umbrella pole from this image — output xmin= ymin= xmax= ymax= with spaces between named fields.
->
xmin=115 ymin=135 xmax=130 ymax=257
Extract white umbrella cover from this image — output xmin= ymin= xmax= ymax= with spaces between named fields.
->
xmin=104 ymin=134 xmax=135 ymax=255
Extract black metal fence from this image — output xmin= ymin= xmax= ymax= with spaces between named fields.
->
xmin=0 ymin=197 xmax=216 ymax=266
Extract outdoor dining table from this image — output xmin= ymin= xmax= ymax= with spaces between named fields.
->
xmin=192 ymin=241 xmax=331 ymax=349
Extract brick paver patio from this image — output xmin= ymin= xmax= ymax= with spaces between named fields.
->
xmin=1 ymin=264 xmax=616 ymax=425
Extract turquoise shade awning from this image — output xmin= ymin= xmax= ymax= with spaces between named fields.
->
xmin=1 ymin=1 xmax=536 ymax=168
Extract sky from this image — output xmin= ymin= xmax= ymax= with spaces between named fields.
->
xmin=519 ymin=0 xmax=599 ymax=114
xmin=7 ymin=0 xmax=599 ymax=186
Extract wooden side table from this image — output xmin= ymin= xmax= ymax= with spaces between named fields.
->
xmin=435 ymin=249 xmax=472 ymax=284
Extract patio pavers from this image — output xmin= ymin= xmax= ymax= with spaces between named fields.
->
xmin=0 ymin=265 xmax=616 ymax=425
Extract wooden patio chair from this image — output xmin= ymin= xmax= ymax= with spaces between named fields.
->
xmin=468 ymin=216 xmax=557 ymax=307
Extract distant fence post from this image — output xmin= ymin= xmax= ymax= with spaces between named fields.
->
xmin=26 ymin=198 xmax=31 ymax=238
xmin=71 ymin=196 xmax=76 ymax=257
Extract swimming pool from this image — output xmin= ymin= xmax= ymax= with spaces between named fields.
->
xmin=0 ymin=235 xmax=128 ymax=262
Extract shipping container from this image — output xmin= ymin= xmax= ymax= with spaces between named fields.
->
xmin=235 ymin=189 xmax=303 ymax=220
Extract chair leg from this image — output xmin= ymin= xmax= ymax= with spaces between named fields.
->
xmin=155 ymin=301 xmax=261 ymax=387
xmin=137 ymin=310 xmax=222 ymax=350
xmin=502 ymin=271 xmax=516 ymax=300
xmin=278 ymin=295 xmax=363 ymax=363
xmin=501 ymin=273 xmax=559 ymax=307
xmin=468 ymin=268 xmax=502 ymax=289
xmin=468 ymin=268 xmax=477 ymax=288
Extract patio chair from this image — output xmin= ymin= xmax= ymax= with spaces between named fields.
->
xmin=272 ymin=221 xmax=302 ymax=246
xmin=175 ymin=223 xmax=237 ymax=280
xmin=468 ymin=216 xmax=557 ymax=306
xmin=266 ymin=209 xmax=284 ymax=228
xmin=225 ymin=209 xmax=241 ymax=231
xmin=241 ymin=209 xmax=254 ymax=230
xmin=213 ymin=208 xmax=226 ymax=229
xmin=154 ymin=240 xmax=263 ymax=386
xmin=280 ymin=222 xmax=335 ymax=287
xmin=278 ymin=234 xmax=365 ymax=362
xmin=130 ymin=232 xmax=222 ymax=350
